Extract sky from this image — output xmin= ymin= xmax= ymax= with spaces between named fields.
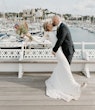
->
xmin=0 ymin=0 xmax=94 ymax=16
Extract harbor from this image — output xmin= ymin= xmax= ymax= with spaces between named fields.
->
xmin=0 ymin=16 xmax=95 ymax=78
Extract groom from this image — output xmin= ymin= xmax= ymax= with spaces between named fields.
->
xmin=52 ymin=15 xmax=75 ymax=64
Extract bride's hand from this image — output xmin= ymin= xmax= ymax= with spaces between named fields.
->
xmin=52 ymin=51 xmax=56 ymax=56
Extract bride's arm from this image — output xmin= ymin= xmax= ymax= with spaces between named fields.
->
xmin=41 ymin=32 xmax=49 ymax=42
xmin=32 ymin=36 xmax=42 ymax=43
xmin=25 ymin=33 xmax=41 ymax=43
xmin=26 ymin=32 xmax=49 ymax=43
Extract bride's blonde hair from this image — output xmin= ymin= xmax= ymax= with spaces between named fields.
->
xmin=43 ymin=22 xmax=53 ymax=31
xmin=43 ymin=22 xmax=48 ymax=31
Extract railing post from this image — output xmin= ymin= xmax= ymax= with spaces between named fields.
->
xmin=82 ymin=41 xmax=85 ymax=59
xmin=18 ymin=42 xmax=24 ymax=78
xmin=19 ymin=42 xmax=24 ymax=61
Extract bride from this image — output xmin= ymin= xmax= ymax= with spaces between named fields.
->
xmin=43 ymin=22 xmax=86 ymax=102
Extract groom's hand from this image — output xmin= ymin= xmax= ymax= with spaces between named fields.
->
xmin=52 ymin=51 xmax=56 ymax=56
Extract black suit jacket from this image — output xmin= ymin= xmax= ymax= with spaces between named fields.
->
xmin=53 ymin=23 xmax=75 ymax=56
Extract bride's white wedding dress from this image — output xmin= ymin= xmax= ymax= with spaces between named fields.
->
xmin=45 ymin=31 xmax=81 ymax=102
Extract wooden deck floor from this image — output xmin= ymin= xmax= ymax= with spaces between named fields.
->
xmin=0 ymin=72 xmax=95 ymax=110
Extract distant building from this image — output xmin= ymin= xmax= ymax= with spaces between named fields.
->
xmin=23 ymin=9 xmax=35 ymax=22
xmin=35 ymin=8 xmax=43 ymax=22
xmin=47 ymin=13 xmax=55 ymax=18
xmin=23 ymin=8 xmax=44 ymax=22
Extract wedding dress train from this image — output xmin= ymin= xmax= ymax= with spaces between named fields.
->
xmin=45 ymin=31 xmax=81 ymax=102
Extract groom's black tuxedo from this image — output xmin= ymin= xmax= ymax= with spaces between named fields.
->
xmin=53 ymin=23 xmax=75 ymax=64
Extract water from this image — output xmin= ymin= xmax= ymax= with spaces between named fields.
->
xmin=0 ymin=34 xmax=5 ymax=37
xmin=70 ymin=27 xmax=95 ymax=42
xmin=0 ymin=26 xmax=95 ymax=49
xmin=70 ymin=27 xmax=95 ymax=49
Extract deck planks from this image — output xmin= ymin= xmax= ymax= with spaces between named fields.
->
xmin=0 ymin=72 xmax=95 ymax=110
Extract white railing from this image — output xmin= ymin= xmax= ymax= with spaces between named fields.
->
xmin=0 ymin=42 xmax=95 ymax=78
xmin=0 ymin=42 xmax=95 ymax=60
xmin=73 ymin=42 xmax=95 ymax=60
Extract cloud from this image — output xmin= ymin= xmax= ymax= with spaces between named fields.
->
xmin=0 ymin=0 xmax=94 ymax=15
xmin=74 ymin=0 xmax=95 ymax=15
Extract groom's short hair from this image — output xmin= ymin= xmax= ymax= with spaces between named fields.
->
xmin=52 ymin=15 xmax=61 ymax=21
